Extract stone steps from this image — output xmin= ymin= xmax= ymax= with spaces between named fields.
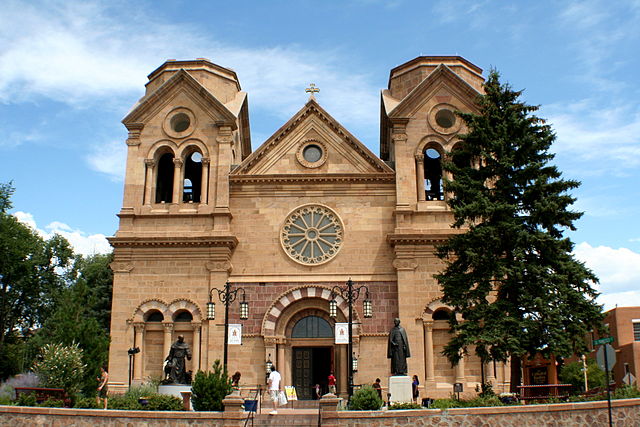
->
xmin=246 ymin=413 xmax=319 ymax=427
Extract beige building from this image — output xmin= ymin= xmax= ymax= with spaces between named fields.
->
xmin=108 ymin=55 xmax=511 ymax=399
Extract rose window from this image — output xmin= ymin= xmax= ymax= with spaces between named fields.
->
xmin=281 ymin=205 xmax=343 ymax=265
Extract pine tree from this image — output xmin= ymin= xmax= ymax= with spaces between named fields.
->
xmin=435 ymin=70 xmax=604 ymax=391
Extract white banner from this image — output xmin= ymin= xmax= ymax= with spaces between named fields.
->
xmin=335 ymin=323 xmax=349 ymax=344
xmin=228 ymin=324 xmax=242 ymax=345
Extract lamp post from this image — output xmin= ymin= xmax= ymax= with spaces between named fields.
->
xmin=127 ymin=347 xmax=140 ymax=388
xmin=206 ymin=281 xmax=248 ymax=370
xmin=329 ymin=278 xmax=372 ymax=398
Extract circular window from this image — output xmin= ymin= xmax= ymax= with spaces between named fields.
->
xmin=435 ymin=109 xmax=456 ymax=128
xmin=281 ymin=205 xmax=343 ymax=265
xmin=171 ymin=113 xmax=191 ymax=133
xmin=296 ymin=140 xmax=328 ymax=168
xmin=163 ymin=108 xmax=196 ymax=138
xmin=303 ymin=144 xmax=323 ymax=163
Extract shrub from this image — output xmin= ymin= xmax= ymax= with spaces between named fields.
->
xmin=73 ymin=395 xmax=100 ymax=409
xmin=16 ymin=392 xmax=37 ymax=407
xmin=146 ymin=393 xmax=184 ymax=411
xmin=191 ymin=360 xmax=232 ymax=411
xmin=38 ymin=398 xmax=64 ymax=407
xmin=613 ymin=385 xmax=640 ymax=399
xmin=109 ymin=393 xmax=143 ymax=410
xmin=348 ymin=385 xmax=383 ymax=410
xmin=388 ymin=402 xmax=422 ymax=409
xmin=32 ymin=343 xmax=86 ymax=395
xmin=559 ymin=358 xmax=605 ymax=393
xmin=0 ymin=372 xmax=40 ymax=401
xmin=466 ymin=394 xmax=504 ymax=407
xmin=430 ymin=398 xmax=461 ymax=409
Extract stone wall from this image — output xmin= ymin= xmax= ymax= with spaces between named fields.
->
xmin=2 ymin=398 xmax=639 ymax=427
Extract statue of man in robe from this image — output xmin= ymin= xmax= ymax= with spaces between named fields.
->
xmin=165 ymin=335 xmax=192 ymax=384
xmin=387 ymin=318 xmax=410 ymax=376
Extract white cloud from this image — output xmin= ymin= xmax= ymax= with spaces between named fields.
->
xmin=573 ymin=242 xmax=640 ymax=309
xmin=86 ymin=140 xmax=127 ymax=181
xmin=13 ymin=211 xmax=111 ymax=256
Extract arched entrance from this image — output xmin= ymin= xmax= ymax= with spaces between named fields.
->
xmin=261 ymin=285 xmax=358 ymax=399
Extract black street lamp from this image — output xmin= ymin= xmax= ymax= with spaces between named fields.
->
xmin=329 ymin=278 xmax=372 ymax=398
xmin=207 ymin=281 xmax=248 ymax=370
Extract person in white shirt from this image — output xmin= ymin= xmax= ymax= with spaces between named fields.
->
xmin=267 ymin=365 xmax=281 ymax=415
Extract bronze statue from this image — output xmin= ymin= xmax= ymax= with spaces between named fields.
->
xmin=387 ymin=318 xmax=410 ymax=375
xmin=164 ymin=335 xmax=192 ymax=384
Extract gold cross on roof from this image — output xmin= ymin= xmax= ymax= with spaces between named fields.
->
xmin=305 ymin=83 xmax=320 ymax=96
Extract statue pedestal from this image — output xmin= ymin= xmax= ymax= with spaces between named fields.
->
xmin=388 ymin=376 xmax=412 ymax=404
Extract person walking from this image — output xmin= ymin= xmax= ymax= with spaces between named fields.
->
xmin=327 ymin=372 xmax=337 ymax=395
xmin=372 ymin=378 xmax=382 ymax=400
xmin=96 ymin=366 xmax=109 ymax=409
xmin=412 ymin=375 xmax=420 ymax=403
xmin=267 ymin=365 xmax=281 ymax=415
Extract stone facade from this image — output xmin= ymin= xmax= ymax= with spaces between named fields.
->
xmin=107 ymin=56 xmax=509 ymax=398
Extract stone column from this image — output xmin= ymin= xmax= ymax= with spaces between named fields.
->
xmin=144 ymin=159 xmax=155 ymax=205
xmin=423 ymin=320 xmax=435 ymax=386
xmin=200 ymin=157 xmax=210 ymax=205
xmin=162 ymin=322 xmax=173 ymax=361
xmin=133 ymin=322 xmax=145 ymax=381
xmin=455 ymin=352 xmax=465 ymax=384
xmin=192 ymin=322 xmax=201 ymax=372
xmin=486 ymin=361 xmax=496 ymax=384
xmin=277 ymin=341 xmax=286 ymax=387
xmin=415 ymin=154 xmax=426 ymax=202
xmin=172 ymin=158 xmax=183 ymax=204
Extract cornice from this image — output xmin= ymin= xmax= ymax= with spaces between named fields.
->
xmin=108 ymin=235 xmax=238 ymax=249
xmin=387 ymin=232 xmax=454 ymax=246
xmin=230 ymin=173 xmax=395 ymax=185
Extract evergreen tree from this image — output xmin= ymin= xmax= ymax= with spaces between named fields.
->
xmin=435 ymin=71 xmax=604 ymax=391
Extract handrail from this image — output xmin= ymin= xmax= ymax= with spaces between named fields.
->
xmin=243 ymin=385 xmax=262 ymax=427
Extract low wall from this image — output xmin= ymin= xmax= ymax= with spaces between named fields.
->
xmin=1 ymin=398 xmax=639 ymax=426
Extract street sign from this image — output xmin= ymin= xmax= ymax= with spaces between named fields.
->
xmin=623 ymin=372 xmax=636 ymax=385
xmin=593 ymin=336 xmax=614 ymax=346
xmin=596 ymin=344 xmax=616 ymax=371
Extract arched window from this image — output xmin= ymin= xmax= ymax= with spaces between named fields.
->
xmin=432 ymin=308 xmax=451 ymax=321
xmin=145 ymin=310 xmax=164 ymax=322
xmin=155 ymin=152 xmax=175 ymax=203
xmin=182 ymin=150 xmax=202 ymax=203
xmin=291 ymin=316 xmax=333 ymax=338
xmin=174 ymin=310 xmax=193 ymax=322
xmin=423 ymin=147 xmax=443 ymax=200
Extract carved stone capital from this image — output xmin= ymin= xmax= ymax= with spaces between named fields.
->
xmin=216 ymin=125 xmax=234 ymax=144
xmin=205 ymin=261 xmax=233 ymax=273
xmin=263 ymin=336 xmax=277 ymax=347
xmin=392 ymin=258 xmax=418 ymax=271
xmin=423 ymin=320 xmax=434 ymax=331
xmin=125 ymin=123 xmax=144 ymax=146
xmin=110 ymin=262 xmax=134 ymax=273
xmin=162 ymin=322 xmax=174 ymax=333
xmin=173 ymin=158 xmax=184 ymax=167
xmin=415 ymin=154 xmax=424 ymax=162
xmin=392 ymin=133 xmax=408 ymax=144
xmin=133 ymin=322 xmax=145 ymax=333
xmin=201 ymin=157 xmax=210 ymax=165
xmin=144 ymin=159 xmax=155 ymax=167
xmin=191 ymin=322 xmax=202 ymax=332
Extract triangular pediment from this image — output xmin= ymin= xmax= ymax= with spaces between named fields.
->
xmin=232 ymin=98 xmax=393 ymax=179
xmin=387 ymin=64 xmax=481 ymax=119
xmin=122 ymin=69 xmax=239 ymax=128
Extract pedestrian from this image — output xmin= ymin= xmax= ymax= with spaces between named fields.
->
xmin=231 ymin=371 xmax=241 ymax=391
xmin=314 ymin=383 xmax=321 ymax=399
xmin=372 ymin=378 xmax=382 ymax=400
xmin=96 ymin=366 xmax=109 ymax=409
xmin=328 ymin=372 xmax=336 ymax=395
xmin=412 ymin=375 xmax=420 ymax=403
xmin=267 ymin=365 xmax=281 ymax=415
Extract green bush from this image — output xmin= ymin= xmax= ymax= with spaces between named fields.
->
xmin=466 ymin=395 xmax=504 ymax=407
xmin=73 ymin=395 xmax=100 ymax=409
xmin=559 ymin=358 xmax=605 ymax=393
xmin=613 ymin=385 xmax=640 ymax=399
xmin=32 ymin=343 xmax=86 ymax=395
xmin=109 ymin=393 xmax=143 ymax=410
xmin=38 ymin=398 xmax=64 ymax=407
xmin=348 ymin=385 xmax=383 ymax=410
xmin=430 ymin=398 xmax=461 ymax=409
xmin=146 ymin=393 xmax=183 ymax=411
xmin=16 ymin=392 xmax=37 ymax=407
xmin=191 ymin=360 xmax=232 ymax=411
xmin=388 ymin=402 xmax=422 ymax=409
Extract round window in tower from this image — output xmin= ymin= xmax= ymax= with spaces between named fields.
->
xmin=171 ymin=113 xmax=191 ymax=133
xmin=296 ymin=139 xmax=328 ymax=168
xmin=163 ymin=107 xmax=196 ymax=138
xmin=435 ymin=109 xmax=456 ymax=129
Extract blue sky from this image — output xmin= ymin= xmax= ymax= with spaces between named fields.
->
xmin=1 ymin=0 xmax=639 ymax=309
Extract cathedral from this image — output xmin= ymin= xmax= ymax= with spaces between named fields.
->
xmin=108 ymin=55 xmax=511 ymax=399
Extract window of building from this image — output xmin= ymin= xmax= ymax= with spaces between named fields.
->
xmin=174 ymin=310 xmax=193 ymax=322
xmin=145 ymin=310 xmax=164 ymax=322
xmin=432 ymin=308 xmax=451 ymax=320
xmin=292 ymin=315 xmax=333 ymax=338
xmin=435 ymin=109 xmax=456 ymax=129
xmin=182 ymin=151 xmax=202 ymax=203
xmin=633 ymin=321 xmax=640 ymax=341
xmin=423 ymin=148 xmax=443 ymax=200
xmin=155 ymin=152 xmax=175 ymax=203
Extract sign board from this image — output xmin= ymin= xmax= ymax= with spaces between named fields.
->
xmin=335 ymin=323 xmax=349 ymax=344
xmin=228 ymin=324 xmax=242 ymax=345
xmin=596 ymin=344 xmax=616 ymax=371
xmin=623 ymin=372 xmax=636 ymax=386
xmin=285 ymin=386 xmax=298 ymax=401
xmin=593 ymin=336 xmax=614 ymax=346
xmin=453 ymin=383 xmax=463 ymax=393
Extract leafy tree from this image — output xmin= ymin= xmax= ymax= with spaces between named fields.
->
xmin=67 ymin=253 xmax=113 ymax=332
xmin=559 ymin=358 xmax=605 ymax=392
xmin=32 ymin=342 xmax=86 ymax=395
xmin=435 ymin=71 xmax=604 ymax=392
xmin=0 ymin=182 xmax=74 ymax=379
xmin=191 ymin=360 xmax=232 ymax=411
